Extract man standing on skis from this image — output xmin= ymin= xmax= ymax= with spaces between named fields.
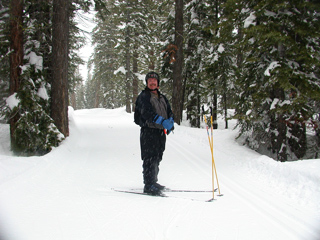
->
xmin=134 ymin=72 xmax=174 ymax=196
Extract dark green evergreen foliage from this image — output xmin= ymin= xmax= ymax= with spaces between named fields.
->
xmin=1 ymin=0 xmax=91 ymax=155
xmin=68 ymin=2 xmax=88 ymax=110
xmin=184 ymin=0 xmax=211 ymax=128
xmin=190 ymin=0 xmax=222 ymax=129
xmin=183 ymin=0 xmax=231 ymax=128
xmin=6 ymin=0 xmax=65 ymax=155
xmin=85 ymin=0 xmax=319 ymax=160
xmin=12 ymin=66 xmax=64 ymax=155
xmin=89 ymin=0 xmax=126 ymax=108
xmin=86 ymin=0 xmax=168 ymax=110
xmin=69 ymin=0 xmax=87 ymax=93
xmin=157 ymin=1 xmax=174 ymax=98
xmin=76 ymin=0 xmax=320 ymax=160
xmin=235 ymin=0 xmax=320 ymax=161
xmin=2 ymin=0 xmax=317 ymax=159
xmin=0 ymin=1 xmax=10 ymax=116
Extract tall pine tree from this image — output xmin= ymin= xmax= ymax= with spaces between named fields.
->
xmin=236 ymin=0 xmax=320 ymax=161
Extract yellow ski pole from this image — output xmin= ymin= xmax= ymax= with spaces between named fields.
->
xmin=210 ymin=115 xmax=221 ymax=196
xmin=204 ymin=115 xmax=215 ymax=200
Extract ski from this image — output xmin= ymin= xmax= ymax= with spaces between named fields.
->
xmin=127 ymin=188 xmax=218 ymax=193
xmin=164 ymin=188 xmax=218 ymax=193
xmin=112 ymin=188 xmax=218 ymax=202
xmin=112 ymin=188 xmax=168 ymax=198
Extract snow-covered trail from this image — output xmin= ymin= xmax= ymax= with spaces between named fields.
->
xmin=0 ymin=108 xmax=319 ymax=240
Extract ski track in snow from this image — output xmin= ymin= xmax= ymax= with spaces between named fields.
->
xmin=167 ymin=132 xmax=319 ymax=240
xmin=0 ymin=107 xmax=319 ymax=240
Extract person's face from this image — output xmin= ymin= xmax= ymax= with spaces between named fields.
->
xmin=147 ymin=78 xmax=158 ymax=90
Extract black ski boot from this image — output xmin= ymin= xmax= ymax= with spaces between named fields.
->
xmin=144 ymin=184 xmax=163 ymax=196
xmin=154 ymin=183 xmax=165 ymax=190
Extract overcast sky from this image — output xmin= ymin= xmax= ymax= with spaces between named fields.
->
xmin=76 ymin=8 xmax=96 ymax=81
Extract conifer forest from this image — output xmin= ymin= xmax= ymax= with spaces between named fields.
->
xmin=0 ymin=0 xmax=319 ymax=161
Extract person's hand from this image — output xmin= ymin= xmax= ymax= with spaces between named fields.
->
xmin=166 ymin=117 xmax=174 ymax=134
xmin=154 ymin=115 xmax=164 ymax=125
xmin=154 ymin=115 xmax=174 ymax=131
xmin=162 ymin=119 xmax=174 ymax=131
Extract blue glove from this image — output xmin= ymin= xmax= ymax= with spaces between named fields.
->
xmin=153 ymin=115 xmax=164 ymax=125
xmin=162 ymin=119 xmax=174 ymax=131
xmin=154 ymin=115 xmax=174 ymax=131
xmin=167 ymin=117 xmax=174 ymax=134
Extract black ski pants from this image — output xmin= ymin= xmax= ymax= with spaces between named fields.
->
xmin=140 ymin=127 xmax=166 ymax=186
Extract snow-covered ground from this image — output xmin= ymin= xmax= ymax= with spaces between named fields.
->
xmin=0 ymin=107 xmax=319 ymax=240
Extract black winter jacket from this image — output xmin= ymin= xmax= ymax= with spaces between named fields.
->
xmin=134 ymin=88 xmax=174 ymax=129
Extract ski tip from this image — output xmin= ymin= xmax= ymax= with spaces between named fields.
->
xmin=206 ymin=198 xmax=216 ymax=202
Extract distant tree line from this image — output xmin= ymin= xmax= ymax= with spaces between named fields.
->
xmin=81 ymin=0 xmax=320 ymax=161
xmin=0 ymin=0 xmax=319 ymax=161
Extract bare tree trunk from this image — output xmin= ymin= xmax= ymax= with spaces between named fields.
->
xmin=148 ymin=49 xmax=155 ymax=70
xmin=70 ymin=91 xmax=76 ymax=110
xmin=132 ymin=48 xmax=138 ymax=112
xmin=212 ymin=0 xmax=219 ymax=130
xmin=125 ymin=6 xmax=131 ymax=113
xmin=9 ymin=0 xmax=23 ymax=151
xmin=223 ymin=92 xmax=228 ymax=129
xmin=172 ymin=0 xmax=184 ymax=124
xmin=125 ymin=36 xmax=131 ymax=113
xmin=212 ymin=89 xmax=218 ymax=129
xmin=270 ymin=88 xmax=287 ymax=161
xmin=223 ymin=76 xmax=228 ymax=129
xmin=289 ymin=122 xmax=307 ymax=159
xmin=51 ymin=0 xmax=69 ymax=137
xmin=94 ymin=79 xmax=100 ymax=108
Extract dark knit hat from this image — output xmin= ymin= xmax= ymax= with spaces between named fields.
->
xmin=145 ymin=72 xmax=160 ymax=86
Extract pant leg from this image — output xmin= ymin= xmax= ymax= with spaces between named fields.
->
xmin=142 ymin=156 xmax=158 ymax=185
xmin=140 ymin=128 xmax=166 ymax=185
